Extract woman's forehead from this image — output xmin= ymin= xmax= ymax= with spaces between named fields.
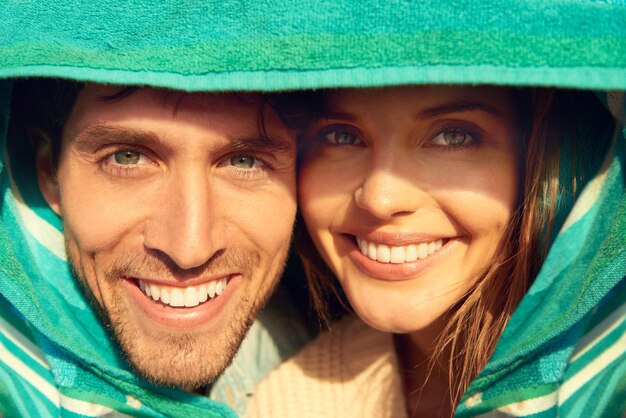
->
xmin=323 ymin=85 xmax=518 ymax=122
xmin=328 ymin=85 xmax=514 ymax=104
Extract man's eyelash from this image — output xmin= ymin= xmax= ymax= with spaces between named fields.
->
xmin=229 ymin=166 xmax=267 ymax=180
xmin=221 ymin=153 xmax=275 ymax=182
xmin=101 ymin=163 xmax=142 ymax=177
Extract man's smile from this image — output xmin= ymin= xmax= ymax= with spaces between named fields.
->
xmin=136 ymin=276 xmax=231 ymax=308
xmin=122 ymin=274 xmax=243 ymax=330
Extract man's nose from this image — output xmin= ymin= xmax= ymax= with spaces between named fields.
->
xmin=354 ymin=164 xmax=424 ymax=221
xmin=144 ymin=170 xmax=226 ymax=270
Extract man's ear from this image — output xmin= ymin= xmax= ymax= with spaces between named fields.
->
xmin=35 ymin=138 xmax=62 ymax=216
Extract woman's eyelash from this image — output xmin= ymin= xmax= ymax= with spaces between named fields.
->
xmin=427 ymin=126 xmax=484 ymax=150
xmin=311 ymin=122 xmax=485 ymax=151
xmin=314 ymin=125 xmax=364 ymax=146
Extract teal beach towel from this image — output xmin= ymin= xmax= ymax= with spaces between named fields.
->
xmin=0 ymin=1 xmax=624 ymax=417
xmin=1 ymin=1 xmax=626 ymax=92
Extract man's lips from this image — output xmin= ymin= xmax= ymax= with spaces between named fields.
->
xmin=121 ymin=274 xmax=241 ymax=329
xmin=134 ymin=275 xmax=231 ymax=308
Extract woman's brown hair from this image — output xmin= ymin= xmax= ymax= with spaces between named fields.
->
xmin=273 ymin=86 xmax=615 ymax=412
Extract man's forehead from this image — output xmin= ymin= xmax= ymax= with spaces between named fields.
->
xmin=78 ymin=83 xmax=264 ymax=111
xmin=66 ymin=84 xmax=267 ymax=133
xmin=62 ymin=83 xmax=293 ymax=152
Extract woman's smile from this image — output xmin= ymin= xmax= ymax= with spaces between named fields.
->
xmin=348 ymin=234 xmax=462 ymax=281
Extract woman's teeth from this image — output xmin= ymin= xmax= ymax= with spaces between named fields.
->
xmin=356 ymin=237 xmax=444 ymax=263
xmin=138 ymin=277 xmax=228 ymax=308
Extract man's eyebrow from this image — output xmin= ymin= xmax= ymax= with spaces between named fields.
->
xmin=73 ymin=124 xmax=292 ymax=154
xmin=73 ymin=125 xmax=161 ymax=151
xmin=228 ymin=136 xmax=294 ymax=154
xmin=416 ymin=101 xmax=505 ymax=120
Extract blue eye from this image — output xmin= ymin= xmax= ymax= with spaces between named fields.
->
xmin=230 ymin=155 xmax=264 ymax=169
xmin=113 ymin=150 xmax=142 ymax=165
xmin=324 ymin=129 xmax=363 ymax=146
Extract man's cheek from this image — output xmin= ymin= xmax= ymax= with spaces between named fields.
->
xmin=249 ymin=199 xmax=296 ymax=247
xmin=220 ymin=179 xmax=295 ymax=233
xmin=61 ymin=192 xmax=145 ymax=252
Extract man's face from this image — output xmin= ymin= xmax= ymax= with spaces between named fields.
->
xmin=38 ymin=84 xmax=297 ymax=389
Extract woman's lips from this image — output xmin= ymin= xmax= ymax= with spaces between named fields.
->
xmin=356 ymin=236 xmax=447 ymax=263
xmin=346 ymin=235 xmax=460 ymax=281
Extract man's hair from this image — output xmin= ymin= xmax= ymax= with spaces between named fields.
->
xmin=9 ymin=78 xmax=83 ymax=164
xmin=9 ymin=79 xmax=292 ymax=169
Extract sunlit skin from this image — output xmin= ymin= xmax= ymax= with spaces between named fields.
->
xmin=37 ymin=84 xmax=297 ymax=389
xmin=298 ymin=86 xmax=520 ymax=414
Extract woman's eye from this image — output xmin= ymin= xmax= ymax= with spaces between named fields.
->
xmin=430 ymin=129 xmax=474 ymax=147
xmin=230 ymin=155 xmax=264 ymax=169
xmin=324 ymin=130 xmax=363 ymax=146
xmin=113 ymin=150 xmax=142 ymax=165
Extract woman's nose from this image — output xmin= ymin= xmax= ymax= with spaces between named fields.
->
xmin=354 ymin=167 xmax=423 ymax=220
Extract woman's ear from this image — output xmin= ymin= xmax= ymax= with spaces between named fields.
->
xmin=35 ymin=138 xmax=62 ymax=216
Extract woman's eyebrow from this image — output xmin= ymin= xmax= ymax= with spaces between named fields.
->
xmin=416 ymin=101 xmax=505 ymax=120
xmin=317 ymin=111 xmax=359 ymax=122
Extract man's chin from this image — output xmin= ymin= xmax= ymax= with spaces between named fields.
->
xmin=105 ymin=291 xmax=258 ymax=390
xmin=123 ymin=333 xmax=236 ymax=389
xmin=113 ymin=316 xmax=252 ymax=390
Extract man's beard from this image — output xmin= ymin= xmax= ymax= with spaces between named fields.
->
xmin=69 ymin=247 xmax=282 ymax=390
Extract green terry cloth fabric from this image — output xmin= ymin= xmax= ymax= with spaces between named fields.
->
xmin=456 ymin=127 xmax=626 ymax=416
xmin=0 ymin=1 xmax=624 ymax=418
xmin=1 ymin=0 xmax=625 ymax=91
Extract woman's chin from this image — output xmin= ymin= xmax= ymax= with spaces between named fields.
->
xmin=350 ymin=300 xmax=448 ymax=336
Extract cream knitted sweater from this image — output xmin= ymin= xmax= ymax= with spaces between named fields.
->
xmin=245 ymin=315 xmax=408 ymax=418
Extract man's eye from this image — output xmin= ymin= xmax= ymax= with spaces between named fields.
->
xmin=230 ymin=155 xmax=264 ymax=169
xmin=101 ymin=149 xmax=155 ymax=177
xmin=324 ymin=130 xmax=363 ymax=146
xmin=113 ymin=150 xmax=142 ymax=165
xmin=430 ymin=129 xmax=475 ymax=147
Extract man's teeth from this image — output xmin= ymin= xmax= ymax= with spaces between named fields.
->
xmin=356 ymin=237 xmax=444 ymax=264
xmin=138 ymin=277 xmax=228 ymax=308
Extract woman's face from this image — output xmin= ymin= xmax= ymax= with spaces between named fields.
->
xmin=299 ymin=86 xmax=521 ymax=334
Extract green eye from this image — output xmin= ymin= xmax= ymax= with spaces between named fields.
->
xmin=443 ymin=130 xmax=468 ymax=145
xmin=230 ymin=155 xmax=260 ymax=169
xmin=430 ymin=128 xmax=476 ymax=148
xmin=114 ymin=150 xmax=141 ymax=165
xmin=337 ymin=132 xmax=357 ymax=144
xmin=325 ymin=130 xmax=362 ymax=145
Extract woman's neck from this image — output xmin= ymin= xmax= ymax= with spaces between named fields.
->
xmin=394 ymin=323 xmax=455 ymax=418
